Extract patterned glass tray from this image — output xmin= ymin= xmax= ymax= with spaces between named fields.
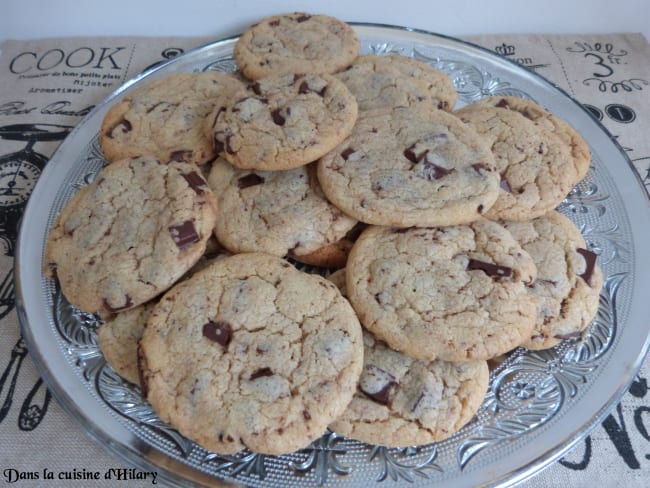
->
xmin=15 ymin=24 xmax=650 ymax=487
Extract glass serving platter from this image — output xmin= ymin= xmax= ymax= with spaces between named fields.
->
xmin=15 ymin=23 xmax=650 ymax=487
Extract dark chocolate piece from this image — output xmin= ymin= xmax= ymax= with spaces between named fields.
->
xmin=403 ymin=144 xmax=426 ymax=163
xmin=182 ymin=171 xmax=206 ymax=194
xmin=297 ymin=79 xmax=326 ymax=96
xmin=360 ymin=365 xmax=397 ymax=405
xmin=169 ymin=220 xmax=200 ymax=249
xmin=361 ymin=381 xmax=396 ymax=405
xmin=250 ymin=367 xmax=273 ymax=380
xmin=467 ymin=258 xmax=513 ymax=279
xmin=341 ymin=147 xmax=356 ymax=160
xmin=495 ymin=99 xmax=510 ymax=109
xmin=202 ymin=320 xmax=232 ymax=348
xmin=422 ymin=161 xmax=452 ymax=180
xmin=271 ymin=108 xmax=286 ymax=126
xmin=576 ymin=248 xmax=598 ymax=286
xmin=238 ymin=173 xmax=265 ymax=189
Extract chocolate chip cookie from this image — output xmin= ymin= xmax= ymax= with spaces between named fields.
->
xmin=346 ymin=221 xmax=538 ymax=361
xmin=335 ymin=54 xmax=457 ymax=111
xmin=330 ymin=331 xmax=489 ymax=447
xmin=206 ymin=157 xmax=358 ymax=260
xmin=210 ymin=73 xmax=358 ymax=170
xmin=234 ymin=12 xmax=360 ymax=80
xmin=317 ymin=106 xmax=499 ymax=227
xmin=470 ymin=95 xmax=591 ymax=183
xmin=100 ymin=72 xmax=245 ymax=165
xmin=328 ymin=268 xmax=489 ymax=446
xmin=456 ymin=103 xmax=577 ymax=221
xmin=501 ymin=211 xmax=603 ymax=350
xmin=140 ymin=252 xmax=364 ymax=455
xmin=44 ymin=156 xmax=218 ymax=317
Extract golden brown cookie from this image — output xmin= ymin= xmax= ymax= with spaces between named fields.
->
xmin=502 ymin=211 xmax=604 ymax=349
xmin=140 ymin=252 xmax=364 ymax=455
xmin=317 ymin=106 xmax=499 ymax=227
xmin=469 ymin=95 xmax=591 ymax=183
xmin=209 ymin=72 xmax=358 ymax=171
xmin=327 ymin=269 xmax=489 ymax=447
xmin=456 ymin=103 xmax=576 ymax=221
xmin=330 ymin=331 xmax=489 ymax=447
xmin=207 ymin=158 xmax=358 ymax=260
xmin=336 ymin=54 xmax=457 ymax=111
xmin=100 ymin=72 xmax=245 ymax=165
xmin=346 ymin=222 xmax=538 ymax=361
xmin=44 ymin=156 xmax=217 ymax=317
xmin=234 ymin=12 xmax=360 ymax=80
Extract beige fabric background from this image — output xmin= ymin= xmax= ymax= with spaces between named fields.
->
xmin=0 ymin=32 xmax=648 ymax=487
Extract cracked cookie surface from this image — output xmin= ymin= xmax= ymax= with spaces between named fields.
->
xmin=234 ymin=12 xmax=360 ymax=80
xmin=456 ymin=103 xmax=576 ymax=221
xmin=328 ymin=269 xmax=489 ymax=446
xmin=470 ymin=95 xmax=591 ymax=183
xmin=335 ymin=54 xmax=457 ymax=112
xmin=100 ymin=72 xmax=245 ymax=165
xmin=207 ymin=158 xmax=358 ymax=260
xmin=140 ymin=252 xmax=364 ymax=455
xmin=317 ymin=106 xmax=499 ymax=227
xmin=98 ymin=240 xmax=231 ymax=384
xmin=346 ymin=221 xmax=538 ymax=361
xmin=44 ymin=156 xmax=218 ymax=317
xmin=210 ymin=72 xmax=358 ymax=170
xmin=502 ymin=211 xmax=603 ymax=350
xmin=330 ymin=331 xmax=489 ymax=447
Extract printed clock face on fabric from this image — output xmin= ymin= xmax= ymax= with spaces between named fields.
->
xmin=0 ymin=160 xmax=40 ymax=207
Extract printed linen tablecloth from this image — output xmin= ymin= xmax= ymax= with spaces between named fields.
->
xmin=0 ymin=31 xmax=649 ymax=487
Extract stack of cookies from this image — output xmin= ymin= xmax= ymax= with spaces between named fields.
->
xmin=43 ymin=12 xmax=603 ymax=456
